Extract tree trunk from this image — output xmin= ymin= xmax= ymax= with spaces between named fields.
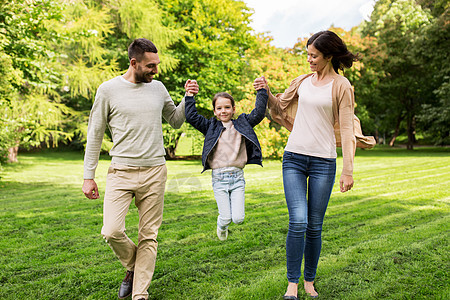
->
xmin=389 ymin=114 xmax=404 ymax=147
xmin=164 ymin=133 xmax=182 ymax=160
xmin=406 ymin=113 xmax=416 ymax=150
xmin=165 ymin=147 xmax=177 ymax=160
xmin=7 ymin=146 xmax=19 ymax=163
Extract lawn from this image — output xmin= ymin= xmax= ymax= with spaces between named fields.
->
xmin=0 ymin=147 xmax=449 ymax=299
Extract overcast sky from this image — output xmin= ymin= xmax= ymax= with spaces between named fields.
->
xmin=243 ymin=0 xmax=376 ymax=48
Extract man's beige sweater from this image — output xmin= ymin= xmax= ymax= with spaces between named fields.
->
xmin=83 ymin=76 xmax=185 ymax=179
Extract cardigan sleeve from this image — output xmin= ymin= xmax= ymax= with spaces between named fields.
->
xmin=337 ymin=83 xmax=356 ymax=176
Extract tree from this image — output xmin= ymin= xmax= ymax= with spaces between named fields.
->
xmin=414 ymin=1 xmax=450 ymax=145
xmin=0 ymin=52 xmax=22 ymax=162
xmin=53 ymin=0 xmax=187 ymax=155
xmin=0 ymin=0 xmax=190 ymax=163
xmin=157 ymin=0 xmax=257 ymax=103
xmin=0 ymin=0 xmax=75 ymax=163
xmin=151 ymin=0 xmax=259 ymax=157
xmin=359 ymin=0 xmax=434 ymax=149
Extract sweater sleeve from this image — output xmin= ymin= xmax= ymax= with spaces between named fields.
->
xmin=162 ymin=87 xmax=186 ymax=129
xmin=83 ymin=86 xmax=109 ymax=179
xmin=338 ymin=85 xmax=356 ymax=176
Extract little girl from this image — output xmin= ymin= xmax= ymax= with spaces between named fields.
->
xmin=185 ymin=81 xmax=268 ymax=240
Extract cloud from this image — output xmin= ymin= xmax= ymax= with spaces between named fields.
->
xmin=360 ymin=0 xmax=376 ymax=21
xmin=244 ymin=0 xmax=376 ymax=48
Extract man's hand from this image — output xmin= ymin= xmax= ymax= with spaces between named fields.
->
xmin=253 ymin=76 xmax=269 ymax=91
xmin=339 ymin=174 xmax=354 ymax=193
xmin=82 ymin=179 xmax=100 ymax=199
xmin=184 ymin=79 xmax=199 ymax=96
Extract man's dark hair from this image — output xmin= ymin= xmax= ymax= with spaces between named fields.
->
xmin=128 ymin=38 xmax=158 ymax=62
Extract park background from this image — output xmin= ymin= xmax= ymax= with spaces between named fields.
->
xmin=0 ymin=0 xmax=449 ymax=299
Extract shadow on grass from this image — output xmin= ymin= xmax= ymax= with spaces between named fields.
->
xmin=352 ymin=146 xmax=450 ymax=157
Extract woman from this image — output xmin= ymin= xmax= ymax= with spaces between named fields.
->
xmin=254 ymin=31 xmax=374 ymax=299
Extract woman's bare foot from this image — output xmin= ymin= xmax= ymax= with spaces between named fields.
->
xmin=304 ymin=280 xmax=318 ymax=297
xmin=284 ymin=282 xmax=298 ymax=298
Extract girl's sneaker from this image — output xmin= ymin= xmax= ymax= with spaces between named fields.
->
xmin=217 ymin=226 xmax=228 ymax=241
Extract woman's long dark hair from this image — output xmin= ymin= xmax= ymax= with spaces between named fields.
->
xmin=307 ymin=31 xmax=359 ymax=73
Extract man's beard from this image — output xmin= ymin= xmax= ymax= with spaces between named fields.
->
xmin=135 ymin=71 xmax=156 ymax=83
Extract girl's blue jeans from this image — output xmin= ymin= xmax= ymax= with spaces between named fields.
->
xmin=212 ymin=167 xmax=245 ymax=230
xmin=282 ymin=151 xmax=336 ymax=283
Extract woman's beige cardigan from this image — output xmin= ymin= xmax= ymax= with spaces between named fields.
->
xmin=267 ymin=73 xmax=375 ymax=176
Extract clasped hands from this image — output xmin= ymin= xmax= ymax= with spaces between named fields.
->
xmin=253 ymin=76 xmax=269 ymax=91
xmin=185 ymin=79 xmax=199 ymax=96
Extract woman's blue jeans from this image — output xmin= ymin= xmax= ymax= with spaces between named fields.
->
xmin=282 ymin=151 xmax=336 ymax=283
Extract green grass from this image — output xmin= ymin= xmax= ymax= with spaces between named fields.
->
xmin=0 ymin=147 xmax=449 ymax=299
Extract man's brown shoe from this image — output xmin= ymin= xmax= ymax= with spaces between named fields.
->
xmin=118 ymin=270 xmax=134 ymax=299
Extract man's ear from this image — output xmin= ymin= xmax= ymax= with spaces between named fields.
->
xmin=130 ymin=58 xmax=137 ymax=67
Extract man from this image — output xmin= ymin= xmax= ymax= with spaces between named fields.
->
xmin=82 ymin=38 xmax=199 ymax=300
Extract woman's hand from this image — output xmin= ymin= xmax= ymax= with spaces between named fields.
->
xmin=253 ymin=76 xmax=269 ymax=91
xmin=339 ymin=174 xmax=353 ymax=193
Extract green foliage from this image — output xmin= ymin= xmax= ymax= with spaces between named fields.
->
xmin=358 ymin=0 xmax=448 ymax=147
xmin=0 ymin=0 xmax=190 ymax=161
xmin=111 ymin=0 xmax=185 ymax=73
xmin=416 ymin=0 xmax=449 ymax=17
xmin=0 ymin=0 xmax=63 ymax=94
xmin=157 ymin=0 xmax=258 ymax=110
xmin=414 ymin=3 xmax=450 ymax=145
xmin=0 ymin=52 xmax=21 ymax=162
xmin=51 ymin=0 xmax=120 ymax=102
xmin=0 ymin=0 xmax=76 ymax=162
xmin=0 ymin=52 xmax=22 ymax=97
xmin=162 ymin=123 xmax=186 ymax=159
xmin=0 ymin=106 xmax=20 ymax=164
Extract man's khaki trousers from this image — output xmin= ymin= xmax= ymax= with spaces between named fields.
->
xmin=101 ymin=163 xmax=167 ymax=300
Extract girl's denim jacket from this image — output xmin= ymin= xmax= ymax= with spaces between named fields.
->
xmin=185 ymin=89 xmax=268 ymax=173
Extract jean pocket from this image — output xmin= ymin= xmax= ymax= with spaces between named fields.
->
xmin=283 ymin=151 xmax=294 ymax=159
xmin=283 ymin=151 xmax=294 ymax=163
xmin=212 ymin=174 xmax=222 ymax=184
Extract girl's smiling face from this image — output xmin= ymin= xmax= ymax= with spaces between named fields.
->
xmin=214 ymin=97 xmax=235 ymax=122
